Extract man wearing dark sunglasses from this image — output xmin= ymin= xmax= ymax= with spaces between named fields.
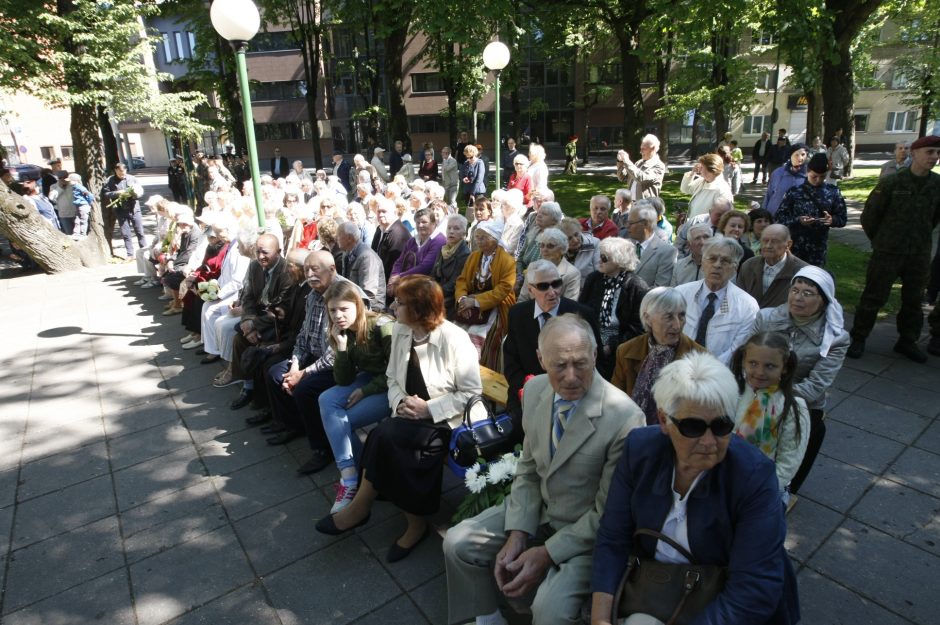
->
xmin=502 ymin=260 xmax=601 ymax=420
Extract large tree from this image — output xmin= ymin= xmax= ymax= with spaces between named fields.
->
xmin=0 ymin=0 xmax=207 ymax=272
xmin=890 ymin=0 xmax=940 ymax=136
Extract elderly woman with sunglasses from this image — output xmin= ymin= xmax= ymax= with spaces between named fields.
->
xmin=578 ymin=237 xmax=649 ymax=379
xmin=517 ymin=227 xmax=581 ymax=303
xmin=590 ymin=352 xmax=800 ymax=625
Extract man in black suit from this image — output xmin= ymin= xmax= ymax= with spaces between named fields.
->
xmin=270 ymin=147 xmax=289 ymax=178
xmin=751 ymin=131 xmax=772 ymax=184
xmin=389 ymin=140 xmax=404 ymax=177
xmin=502 ymin=259 xmax=601 ymax=420
xmin=502 ymin=137 xmax=519 ymax=185
xmin=369 ymin=197 xmax=411 ymax=282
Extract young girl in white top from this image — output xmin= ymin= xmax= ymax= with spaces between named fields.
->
xmin=731 ymin=331 xmax=810 ymax=502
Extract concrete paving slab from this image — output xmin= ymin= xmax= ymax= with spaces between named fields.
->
xmin=798 ymin=454 xmax=877 ymax=513
xmin=101 ymin=395 xmax=180 ymax=438
xmin=124 ymin=502 xmax=229 ymax=565
xmin=112 ymin=445 xmax=209 ymax=511
xmin=1 ymin=569 xmax=136 ymax=625
xmin=880 ymin=357 xmax=940 ymax=391
xmin=213 ymin=455 xmax=314 ymax=521
xmin=832 ymin=366 xmax=874 ymax=393
xmin=233 ymin=490 xmax=340 ymax=576
xmin=199 ymin=431 xmax=293 ymax=478
xmin=2 ymin=515 xmax=124 ymax=614
xmin=163 ymin=583 xmax=282 ymax=625
xmin=816 ymin=420 xmax=905 ymax=475
xmin=11 ymin=474 xmax=116 ymax=549
xmin=0 ymin=467 xmax=20 ymax=510
xmin=827 ymin=395 xmax=931 ymax=445
xmin=20 ymin=416 xmax=106 ymax=465
xmin=913 ymin=420 xmax=940 ymax=455
xmin=409 ymin=573 xmax=449 ymax=625
xmin=351 ymin=595 xmax=432 ymax=625
xmin=784 ymin=497 xmax=845 ymax=564
xmin=263 ymin=538 xmax=401 ymax=625
xmin=358 ymin=515 xmax=445 ymax=592
xmin=884 ymin=446 xmax=940 ymax=499
xmin=108 ymin=421 xmax=193 ymax=470
xmin=796 ymin=569 xmax=911 ymax=625
xmin=129 ymin=525 xmax=255 ymax=625
xmin=856 ymin=376 xmax=940 ymax=418
xmin=850 ymin=478 xmax=940 ymax=557
xmin=809 ymin=519 xmax=940 ymax=624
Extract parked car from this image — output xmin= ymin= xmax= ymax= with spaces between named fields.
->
xmin=124 ymin=157 xmax=146 ymax=169
xmin=10 ymin=164 xmax=43 ymax=181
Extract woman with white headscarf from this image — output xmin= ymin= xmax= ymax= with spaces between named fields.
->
xmin=749 ymin=266 xmax=849 ymax=495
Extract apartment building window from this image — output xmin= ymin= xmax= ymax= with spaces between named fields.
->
xmin=854 ymin=112 xmax=870 ymax=133
xmin=255 ymin=122 xmax=312 ymax=141
xmin=886 ymin=111 xmax=916 ymax=132
xmin=411 ymin=73 xmax=445 ymax=94
xmin=188 ymin=32 xmax=196 ymax=56
xmin=250 ymin=81 xmax=305 ymax=101
xmin=755 ymin=69 xmax=778 ymax=91
xmin=743 ymin=114 xmax=772 ymax=135
xmin=60 ymin=146 xmax=73 ymax=160
xmin=40 ymin=146 xmax=55 ymax=160
xmin=890 ymin=70 xmax=908 ymax=89
xmin=755 ymin=30 xmax=776 ymax=45
xmin=174 ymin=32 xmax=188 ymax=59
xmin=250 ymin=31 xmax=299 ymax=53
xmin=408 ymin=115 xmax=449 ymax=133
xmin=161 ymin=33 xmax=173 ymax=63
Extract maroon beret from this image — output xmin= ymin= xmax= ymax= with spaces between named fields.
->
xmin=910 ymin=135 xmax=940 ymax=150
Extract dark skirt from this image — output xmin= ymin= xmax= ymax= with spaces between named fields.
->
xmin=360 ymin=417 xmax=452 ymax=516
xmin=181 ymin=291 xmax=202 ymax=333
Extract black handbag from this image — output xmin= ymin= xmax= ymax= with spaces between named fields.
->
xmin=448 ymin=395 xmax=515 ymax=476
xmin=612 ymin=529 xmax=727 ymax=625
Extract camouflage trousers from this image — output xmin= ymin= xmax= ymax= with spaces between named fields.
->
xmin=851 ymin=252 xmax=930 ymax=343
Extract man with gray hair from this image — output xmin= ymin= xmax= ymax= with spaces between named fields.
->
xmin=674 ymin=236 xmax=759 ymax=364
xmin=444 ymin=314 xmax=644 ymax=625
xmin=673 ymin=195 xmax=733 ymax=258
xmin=737 ymin=223 xmax=809 ymax=307
xmin=611 ymin=188 xmax=633 ymax=230
xmin=503 ymin=260 xmax=600 ymax=420
xmin=615 ymin=133 xmax=666 ymax=199
xmin=626 ymin=200 xmax=677 ymax=287
xmin=579 ymin=194 xmax=619 ymax=240
xmin=670 ymin=221 xmax=712 ymax=286
xmin=336 ymin=221 xmax=386 ymax=311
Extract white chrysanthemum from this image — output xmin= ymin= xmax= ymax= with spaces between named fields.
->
xmin=466 ymin=471 xmax=488 ymax=493
xmin=486 ymin=459 xmax=514 ymax=485
xmin=463 ymin=463 xmax=481 ymax=488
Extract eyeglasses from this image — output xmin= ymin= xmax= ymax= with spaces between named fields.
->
xmin=669 ymin=415 xmax=735 ymax=438
xmin=531 ymin=279 xmax=563 ymax=292
xmin=789 ymin=287 xmax=820 ymax=299
xmin=626 ymin=219 xmax=643 ymax=226
xmin=539 ymin=242 xmax=558 ymax=249
xmin=599 ymin=255 xmax=609 ymax=263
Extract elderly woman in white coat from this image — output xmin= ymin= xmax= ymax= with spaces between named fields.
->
xmin=750 ymin=265 xmax=849 ymax=495
xmin=201 ymin=228 xmax=254 ymax=365
xmin=680 ymin=153 xmax=735 ymax=220
xmin=674 ymin=236 xmax=759 ymax=365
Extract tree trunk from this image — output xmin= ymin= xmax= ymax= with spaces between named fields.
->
xmin=617 ymin=26 xmax=645 ymax=155
xmin=656 ymin=33 xmax=674 ymax=163
xmin=710 ymin=29 xmax=730 ymax=142
xmin=216 ymin=37 xmax=247 ymax=154
xmin=805 ymin=88 xmax=822 ymax=143
xmin=0 ymin=185 xmax=109 ymax=272
xmin=919 ymin=101 xmax=930 ymax=137
xmin=98 ymin=106 xmax=120 ymax=172
xmin=821 ymin=42 xmax=855 ymax=175
xmin=383 ymin=11 xmax=412 ymax=152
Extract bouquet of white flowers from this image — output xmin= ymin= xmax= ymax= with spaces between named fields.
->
xmin=451 ymin=446 xmax=522 ymax=524
xmin=198 ymin=279 xmax=220 ymax=301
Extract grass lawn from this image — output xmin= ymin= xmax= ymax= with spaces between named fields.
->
xmin=547 ymin=171 xmax=903 ymax=316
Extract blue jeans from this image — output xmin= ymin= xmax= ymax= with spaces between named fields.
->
xmin=319 ymin=371 xmax=391 ymax=471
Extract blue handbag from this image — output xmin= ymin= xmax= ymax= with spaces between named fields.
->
xmin=448 ymin=394 xmax=515 ymax=477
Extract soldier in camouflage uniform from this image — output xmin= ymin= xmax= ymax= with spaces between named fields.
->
xmin=848 ymin=135 xmax=940 ymax=363
xmin=775 ymin=152 xmax=848 ymax=266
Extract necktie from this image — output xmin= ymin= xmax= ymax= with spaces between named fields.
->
xmin=551 ymin=400 xmax=573 ymax=457
xmin=635 ymin=242 xmax=643 ymax=259
xmin=695 ymin=293 xmax=718 ymax=347
xmin=540 ymin=311 xmax=552 ymax=327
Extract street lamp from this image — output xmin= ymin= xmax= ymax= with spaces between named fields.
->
xmin=210 ymin=0 xmax=265 ymax=229
xmin=483 ymin=40 xmax=510 ymax=189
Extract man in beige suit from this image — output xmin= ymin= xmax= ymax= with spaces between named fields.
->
xmin=443 ymin=315 xmax=644 ymax=625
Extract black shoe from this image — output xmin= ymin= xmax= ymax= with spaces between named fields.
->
xmin=266 ymin=431 xmax=301 ymax=445
xmin=229 ymin=389 xmax=253 ymax=410
xmin=387 ymin=526 xmax=430 ymax=563
xmin=296 ymin=448 xmax=334 ymax=475
xmin=245 ymin=411 xmax=272 ymax=426
xmin=846 ymin=339 xmax=865 ymax=359
xmin=195 ymin=348 xmax=207 ymax=356
xmin=315 ymin=511 xmax=371 ymax=536
xmin=894 ymin=340 xmax=928 ymax=363
xmin=260 ymin=423 xmax=286 ymax=434
xmin=200 ymin=354 xmax=221 ymax=364
xmin=927 ymin=338 xmax=940 ymax=357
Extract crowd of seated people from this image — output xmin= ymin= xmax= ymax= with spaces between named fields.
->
xmin=124 ymin=134 xmax=872 ymax=625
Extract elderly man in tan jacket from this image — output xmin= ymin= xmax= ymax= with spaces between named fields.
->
xmin=736 ymin=224 xmax=808 ymax=309
xmin=443 ymin=315 xmax=644 ymax=625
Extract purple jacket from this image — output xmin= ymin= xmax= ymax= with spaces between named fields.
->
xmin=763 ymin=164 xmax=807 ymax=216
xmin=391 ymin=232 xmax=445 ymax=277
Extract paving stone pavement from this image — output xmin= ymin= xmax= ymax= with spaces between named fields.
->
xmin=2 ymin=173 xmax=939 ymax=624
